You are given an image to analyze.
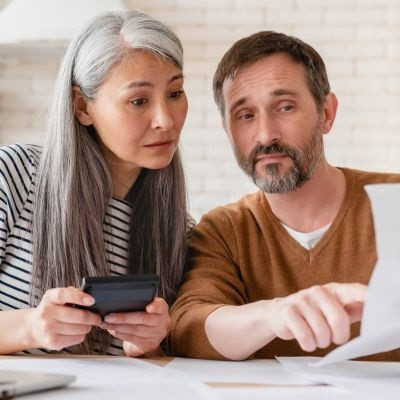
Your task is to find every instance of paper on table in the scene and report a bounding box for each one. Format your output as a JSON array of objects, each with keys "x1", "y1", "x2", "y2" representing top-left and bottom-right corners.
[
  {"x1": 314, "y1": 183, "x2": 400, "y2": 366},
  {"x1": 0, "y1": 357, "x2": 223, "y2": 400},
  {"x1": 164, "y1": 357, "x2": 313, "y2": 385},
  {"x1": 278, "y1": 356, "x2": 400, "y2": 398},
  {"x1": 216, "y1": 385, "x2": 350, "y2": 400}
]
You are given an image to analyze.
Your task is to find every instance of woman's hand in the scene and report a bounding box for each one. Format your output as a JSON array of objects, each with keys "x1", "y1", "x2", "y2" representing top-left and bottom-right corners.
[
  {"x1": 103, "y1": 297, "x2": 170, "y2": 357},
  {"x1": 27, "y1": 287, "x2": 102, "y2": 351}
]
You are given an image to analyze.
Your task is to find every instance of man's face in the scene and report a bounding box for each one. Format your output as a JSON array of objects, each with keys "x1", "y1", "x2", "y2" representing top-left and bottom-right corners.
[{"x1": 222, "y1": 52, "x2": 325, "y2": 193}]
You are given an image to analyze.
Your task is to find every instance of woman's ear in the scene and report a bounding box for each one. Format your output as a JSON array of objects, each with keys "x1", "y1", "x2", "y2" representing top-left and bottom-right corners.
[
  {"x1": 320, "y1": 92, "x2": 338, "y2": 134},
  {"x1": 72, "y1": 85, "x2": 93, "y2": 126}
]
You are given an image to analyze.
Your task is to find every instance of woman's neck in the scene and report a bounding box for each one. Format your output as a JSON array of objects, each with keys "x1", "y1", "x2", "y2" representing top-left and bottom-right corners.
[
  {"x1": 110, "y1": 166, "x2": 142, "y2": 199},
  {"x1": 102, "y1": 146, "x2": 142, "y2": 199}
]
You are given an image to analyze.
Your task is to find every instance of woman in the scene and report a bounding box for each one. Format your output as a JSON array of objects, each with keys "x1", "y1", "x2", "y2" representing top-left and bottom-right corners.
[{"x1": 0, "y1": 10, "x2": 189, "y2": 356}]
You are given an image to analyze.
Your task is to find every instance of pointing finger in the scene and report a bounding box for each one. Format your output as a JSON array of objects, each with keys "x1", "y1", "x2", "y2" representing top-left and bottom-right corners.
[{"x1": 325, "y1": 283, "x2": 367, "y2": 306}]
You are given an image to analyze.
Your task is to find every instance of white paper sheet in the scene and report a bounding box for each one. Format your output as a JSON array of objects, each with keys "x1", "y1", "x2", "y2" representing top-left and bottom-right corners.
[
  {"x1": 0, "y1": 356, "x2": 222, "y2": 400},
  {"x1": 164, "y1": 357, "x2": 313, "y2": 385},
  {"x1": 278, "y1": 356, "x2": 400, "y2": 399},
  {"x1": 314, "y1": 183, "x2": 400, "y2": 366},
  {"x1": 216, "y1": 385, "x2": 351, "y2": 400}
]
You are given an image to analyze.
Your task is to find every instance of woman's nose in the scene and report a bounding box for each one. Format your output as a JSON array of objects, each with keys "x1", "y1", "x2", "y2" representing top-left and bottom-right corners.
[{"x1": 151, "y1": 101, "x2": 174, "y2": 131}]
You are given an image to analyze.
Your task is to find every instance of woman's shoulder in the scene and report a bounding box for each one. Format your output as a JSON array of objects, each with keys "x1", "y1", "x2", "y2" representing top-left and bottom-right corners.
[
  {"x1": 0, "y1": 144, "x2": 42, "y2": 169},
  {"x1": 0, "y1": 143, "x2": 42, "y2": 194},
  {"x1": 0, "y1": 143, "x2": 42, "y2": 166}
]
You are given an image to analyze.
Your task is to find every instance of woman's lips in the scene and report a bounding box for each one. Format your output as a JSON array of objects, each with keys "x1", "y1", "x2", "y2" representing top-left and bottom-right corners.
[{"x1": 144, "y1": 140, "x2": 174, "y2": 151}]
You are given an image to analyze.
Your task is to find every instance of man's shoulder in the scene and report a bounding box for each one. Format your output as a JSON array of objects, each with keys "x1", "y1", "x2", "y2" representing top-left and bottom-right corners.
[
  {"x1": 342, "y1": 167, "x2": 400, "y2": 186},
  {"x1": 192, "y1": 191, "x2": 265, "y2": 247},
  {"x1": 199, "y1": 191, "x2": 263, "y2": 225}
]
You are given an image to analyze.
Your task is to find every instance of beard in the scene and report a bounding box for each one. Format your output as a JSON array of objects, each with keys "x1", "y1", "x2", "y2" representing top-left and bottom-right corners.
[{"x1": 234, "y1": 125, "x2": 324, "y2": 194}]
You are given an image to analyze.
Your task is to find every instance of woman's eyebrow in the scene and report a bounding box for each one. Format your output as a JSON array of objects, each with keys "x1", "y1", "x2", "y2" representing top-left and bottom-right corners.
[
  {"x1": 169, "y1": 73, "x2": 184, "y2": 83},
  {"x1": 121, "y1": 74, "x2": 184, "y2": 91}
]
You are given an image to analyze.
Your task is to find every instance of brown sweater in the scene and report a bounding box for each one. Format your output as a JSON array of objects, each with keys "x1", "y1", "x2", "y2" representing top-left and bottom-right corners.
[{"x1": 169, "y1": 168, "x2": 400, "y2": 361}]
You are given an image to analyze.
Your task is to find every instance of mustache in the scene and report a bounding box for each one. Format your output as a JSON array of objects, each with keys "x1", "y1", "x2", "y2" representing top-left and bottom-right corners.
[{"x1": 248, "y1": 143, "x2": 300, "y2": 164}]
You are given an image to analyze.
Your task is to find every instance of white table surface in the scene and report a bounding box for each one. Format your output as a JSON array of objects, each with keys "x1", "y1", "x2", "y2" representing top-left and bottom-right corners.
[{"x1": 0, "y1": 355, "x2": 393, "y2": 399}]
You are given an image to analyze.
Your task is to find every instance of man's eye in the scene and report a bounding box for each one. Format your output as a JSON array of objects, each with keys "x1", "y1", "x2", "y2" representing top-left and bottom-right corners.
[
  {"x1": 238, "y1": 113, "x2": 253, "y2": 120},
  {"x1": 168, "y1": 90, "x2": 184, "y2": 99},
  {"x1": 280, "y1": 105, "x2": 294, "y2": 112},
  {"x1": 130, "y1": 98, "x2": 147, "y2": 106}
]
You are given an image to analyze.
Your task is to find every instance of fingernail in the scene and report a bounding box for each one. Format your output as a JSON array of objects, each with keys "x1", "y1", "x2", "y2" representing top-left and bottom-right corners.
[
  {"x1": 104, "y1": 315, "x2": 116, "y2": 323},
  {"x1": 83, "y1": 297, "x2": 94, "y2": 305},
  {"x1": 305, "y1": 339, "x2": 316, "y2": 352}
]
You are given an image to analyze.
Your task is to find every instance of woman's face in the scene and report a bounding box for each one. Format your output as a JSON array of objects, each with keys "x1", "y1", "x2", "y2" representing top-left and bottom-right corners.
[{"x1": 75, "y1": 50, "x2": 188, "y2": 172}]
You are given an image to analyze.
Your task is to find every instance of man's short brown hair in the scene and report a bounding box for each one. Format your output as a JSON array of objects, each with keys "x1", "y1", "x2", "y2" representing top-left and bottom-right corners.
[{"x1": 213, "y1": 31, "x2": 331, "y2": 117}]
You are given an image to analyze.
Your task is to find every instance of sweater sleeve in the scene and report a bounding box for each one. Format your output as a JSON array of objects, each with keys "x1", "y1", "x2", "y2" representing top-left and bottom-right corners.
[{"x1": 168, "y1": 207, "x2": 248, "y2": 359}]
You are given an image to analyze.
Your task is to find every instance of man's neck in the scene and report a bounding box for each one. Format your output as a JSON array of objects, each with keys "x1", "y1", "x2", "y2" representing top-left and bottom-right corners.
[{"x1": 264, "y1": 160, "x2": 346, "y2": 233}]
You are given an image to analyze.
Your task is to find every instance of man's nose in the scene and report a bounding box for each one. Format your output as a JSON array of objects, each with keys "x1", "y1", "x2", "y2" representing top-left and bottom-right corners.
[
  {"x1": 256, "y1": 112, "x2": 281, "y2": 145},
  {"x1": 151, "y1": 101, "x2": 174, "y2": 131}
]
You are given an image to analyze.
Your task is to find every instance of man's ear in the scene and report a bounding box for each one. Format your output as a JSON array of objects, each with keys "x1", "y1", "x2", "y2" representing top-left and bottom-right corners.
[
  {"x1": 221, "y1": 109, "x2": 230, "y2": 134},
  {"x1": 221, "y1": 117, "x2": 228, "y2": 133},
  {"x1": 320, "y1": 92, "x2": 338, "y2": 134},
  {"x1": 72, "y1": 85, "x2": 93, "y2": 126}
]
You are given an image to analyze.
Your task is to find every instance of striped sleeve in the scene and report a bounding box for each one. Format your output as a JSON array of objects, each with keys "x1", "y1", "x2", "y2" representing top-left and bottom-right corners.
[
  {"x1": 0, "y1": 144, "x2": 37, "y2": 263},
  {"x1": 0, "y1": 181, "x2": 7, "y2": 263}
]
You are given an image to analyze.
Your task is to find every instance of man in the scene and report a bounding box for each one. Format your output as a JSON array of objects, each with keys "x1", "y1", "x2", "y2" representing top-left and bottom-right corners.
[{"x1": 169, "y1": 31, "x2": 400, "y2": 361}]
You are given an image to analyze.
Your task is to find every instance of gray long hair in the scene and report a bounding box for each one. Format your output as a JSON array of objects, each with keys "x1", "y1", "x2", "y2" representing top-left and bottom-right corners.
[{"x1": 31, "y1": 10, "x2": 188, "y2": 354}]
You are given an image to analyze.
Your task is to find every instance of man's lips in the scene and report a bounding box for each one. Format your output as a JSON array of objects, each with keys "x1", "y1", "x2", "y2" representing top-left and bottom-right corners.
[{"x1": 255, "y1": 153, "x2": 288, "y2": 164}]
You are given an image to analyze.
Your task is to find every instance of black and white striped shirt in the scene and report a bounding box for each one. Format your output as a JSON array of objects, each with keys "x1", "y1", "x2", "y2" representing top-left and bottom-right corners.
[{"x1": 0, "y1": 144, "x2": 132, "y2": 355}]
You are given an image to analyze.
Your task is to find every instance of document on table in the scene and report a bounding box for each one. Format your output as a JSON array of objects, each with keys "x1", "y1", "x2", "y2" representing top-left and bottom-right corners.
[
  {"x1": 311, "y1": 183, "x2": 400, "y2": 367},
  {"x1": 0, "y1": 356, "x2": 222, "y2": 400},
  {"x1": 217, "y1": 385, "x2": 351, "y2": 400},
  {"x1": 278, "y1": 356, "x2": 400, "y2": 398},
  {"x1": 164, "y1": 357, "x2": 313, "y2": 385}
]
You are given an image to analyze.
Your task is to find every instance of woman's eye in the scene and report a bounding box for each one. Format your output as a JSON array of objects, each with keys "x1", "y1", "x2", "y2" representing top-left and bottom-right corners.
[
  {"x1": 168, "y1": 90, "x2": 184, "y2": 99},
  {"x1": 130, "y1": 98, "x2": 147, "y2": 106}
]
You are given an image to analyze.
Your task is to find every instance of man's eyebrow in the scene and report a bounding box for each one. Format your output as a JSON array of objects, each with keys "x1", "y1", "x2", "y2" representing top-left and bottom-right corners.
[
  {"x1": 271, "y1": 89, "x2": 298, "y2": 97},
  {"x1": 229, "y1": 97, "x2": 247, "y2": 114},
  {"x1": 121, "y1": 74, "x2": 184, "y2": 91},
  {"x1": 228, "y1": 89, "x2": 299, "y2": 114}
]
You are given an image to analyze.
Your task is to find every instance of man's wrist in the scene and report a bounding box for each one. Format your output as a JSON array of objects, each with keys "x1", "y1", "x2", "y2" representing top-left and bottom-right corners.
[{"x1": 254, "y1": 299, "x2": 278, "y2": 345}]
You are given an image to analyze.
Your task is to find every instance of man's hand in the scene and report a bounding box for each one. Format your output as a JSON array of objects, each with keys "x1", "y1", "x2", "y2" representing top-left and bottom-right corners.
[
  {"x1": 264, "y1": 282, "x2": 367, "y2": 352},
  {"x1": 27, "y1": 287, "x2": 102, "y2": 351},
  {"x1": 205, "y1": 282, "x2": 367, "y2": 360},
  {"x1": 103, "y1": 297, "x2": 170, "y2": 357}
]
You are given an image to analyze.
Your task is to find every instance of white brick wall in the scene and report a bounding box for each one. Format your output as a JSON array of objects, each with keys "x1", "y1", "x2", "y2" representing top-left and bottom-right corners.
[{"x1": 0, "y1": 0, "x2": 399, "y2": 220}]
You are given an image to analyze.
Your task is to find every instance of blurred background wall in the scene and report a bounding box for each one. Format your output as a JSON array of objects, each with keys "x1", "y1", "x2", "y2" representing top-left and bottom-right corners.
[{"x1": 0, "y1": 0, "x2": 399, "y2": 220}]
